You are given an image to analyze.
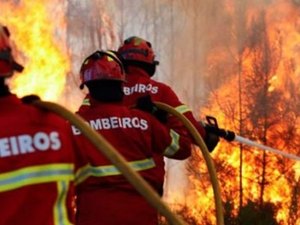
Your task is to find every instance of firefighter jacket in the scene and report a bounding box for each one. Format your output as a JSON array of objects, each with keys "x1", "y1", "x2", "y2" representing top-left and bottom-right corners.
[
  {"x1": 0, "y1": 94, "x2": 76, "y2": 225},
  {"x1": 122, "y1": 67, "x2": 206, "y2": 141},
  {"x1": 79, "y1": 67, "x2": 206, "y2": 145},
  {"x1": 72, "y1": 99, "x2": 191, "y2": 225}
]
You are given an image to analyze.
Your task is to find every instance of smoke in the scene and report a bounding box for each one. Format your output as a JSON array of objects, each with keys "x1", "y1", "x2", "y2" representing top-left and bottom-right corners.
[{"x1": 65, "y1": 0, "x2": 243, "y2": 106}]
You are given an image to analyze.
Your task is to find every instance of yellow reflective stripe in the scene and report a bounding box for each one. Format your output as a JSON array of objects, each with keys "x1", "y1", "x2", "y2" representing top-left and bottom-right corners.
[
  {"x1": 175, "y1": 104, "x2": 191, "y2": 114},
  {"x1": 75, "y1": 158, "x2": 155, "y2": 185},
  {"x1": 54, "y1": 181, "x2": 73, "y2": 225},
  {"x1": 164, "y1": 129, "x2": 180, "y2": 157},
  {"x1": 81, "y1": 98, "x2": 90, "y2": 106},
  {"x1": 0, "y1": 164, "x2": 74, "y2": 192}
]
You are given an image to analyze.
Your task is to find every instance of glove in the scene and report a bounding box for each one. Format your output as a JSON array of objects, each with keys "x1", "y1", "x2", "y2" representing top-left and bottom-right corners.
[
  {"x1": 203, "y1": 115, "x2": 235, "y2": 141},
  {"x1": 203, "y1": 124, "x2": 220, "y2": 152},
  {"x1": 200, "y1": 115, "x2": 236, "y2": 152},
  {"x1": 136, "y1": 95, "x2": 168, "y2": 123},
  {"x1": 21, "y1": 94, "x2": 41, "y2": 104}
]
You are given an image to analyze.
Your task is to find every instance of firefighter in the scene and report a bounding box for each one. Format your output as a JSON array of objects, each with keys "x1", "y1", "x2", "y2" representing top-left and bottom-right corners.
[
  {"x1": 79, "y1": 37, "x2": 219, "y2": 151},
  {"x1": 0, "y1": 24, "x2": 76, "y2": 225},
  {"x1": 116, "y1": 36, "x2": 220, "y2": 151},
  {"x1": 73, "y1": 50, "x2": 192, "y2": 225}
]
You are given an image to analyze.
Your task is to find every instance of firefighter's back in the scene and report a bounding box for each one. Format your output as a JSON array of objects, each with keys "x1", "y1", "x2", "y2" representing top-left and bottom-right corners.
[{"x1": 0, "y1": 95, "x2": 75, "y2": 225}]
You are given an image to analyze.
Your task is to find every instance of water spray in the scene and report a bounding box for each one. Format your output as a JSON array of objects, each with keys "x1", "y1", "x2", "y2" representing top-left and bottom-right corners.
[{"x1": 205, "y1": 116, "x2": 300, "y2": 162}]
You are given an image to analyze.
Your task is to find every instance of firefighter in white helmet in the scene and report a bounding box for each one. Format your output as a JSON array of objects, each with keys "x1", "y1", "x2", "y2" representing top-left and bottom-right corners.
[
  {"x1": 0, "y1": 24, "x2": 77, "y2": 225},
  {"x1": 73, "y1": 50, "x2": 192, "y2": 225}
]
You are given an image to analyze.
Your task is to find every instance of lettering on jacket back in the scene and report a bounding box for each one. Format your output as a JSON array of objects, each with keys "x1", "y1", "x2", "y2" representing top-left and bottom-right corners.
[
  {"x1": 123, "y1": 83, "x2": 158, "y2": 95},
  {"x1": 72, "y1": 116, "x2": 148, "y2": 135},
  {"x1": 0, "y1": 131, "x2": 61, "y2": 158}
]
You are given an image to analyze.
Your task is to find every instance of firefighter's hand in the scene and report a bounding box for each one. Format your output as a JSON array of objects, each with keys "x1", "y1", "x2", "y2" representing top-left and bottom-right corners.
[
  {"x1": 204, "y1": 126, "x2": 220, "y2": 152},
  {"x1": 203, "y1": 116, "x2": 236, "y2": 142},
  {"x1": 21, "y1": 94, "x2": 41, "y2": 104},
  {"x1": 201, "y1": 122, "x2": 220, "y2": 152},
  {"x1": 136, "y1": 95, "x2": 168, "y2": 123}
]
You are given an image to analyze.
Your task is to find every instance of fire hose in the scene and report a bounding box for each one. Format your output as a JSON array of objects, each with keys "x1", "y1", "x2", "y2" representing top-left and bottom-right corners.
[
  {"x1": 32, "y1": 100, "x2": 187, "y2": 225},
  {"x1": 155, "y1": 102, "x2": 225, "y2": 225}
]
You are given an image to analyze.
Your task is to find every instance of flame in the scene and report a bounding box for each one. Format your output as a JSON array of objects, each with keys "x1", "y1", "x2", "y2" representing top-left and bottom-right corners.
[
  {"x1": 1, "y1": 1, "x2": 299, "y2": 224},
  {"x1": 0, "y1": 0, "x2": 70, "y2": 103},
  {"x1": 183, "y1": 1, "x2": 300, "y2": 224}
]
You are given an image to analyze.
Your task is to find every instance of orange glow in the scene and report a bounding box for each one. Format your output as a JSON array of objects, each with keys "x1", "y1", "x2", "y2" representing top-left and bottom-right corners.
[
  {"x1": 0, "y1": 0, "x2": 70, "y2": 103},
  {"x1": 1, "y1": 1, "x2": 299, "y2": 224},
  {"x1": 184, "y1": 1, "x2": 300, "y2": 224}
]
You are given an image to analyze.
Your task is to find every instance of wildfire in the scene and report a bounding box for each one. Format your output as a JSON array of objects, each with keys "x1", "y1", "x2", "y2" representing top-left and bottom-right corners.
[
  {"x1": 1, "y1": 0, "x2": 299, "y2": 224},
  {"x1": 184, "y1": 1, "x2": 300, "y2": 225},
  {"x1": 0, "y1": 0, "x2": 70, "y2": 104}
]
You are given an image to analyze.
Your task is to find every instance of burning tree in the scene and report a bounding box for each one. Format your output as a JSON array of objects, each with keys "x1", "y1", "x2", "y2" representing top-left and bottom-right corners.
[
  {"x1": 1, "y1": 0, "x2": 299, "y2": 224},
  {"x1": 183, "y1": 3, "x2": 300, "y2": 225}
]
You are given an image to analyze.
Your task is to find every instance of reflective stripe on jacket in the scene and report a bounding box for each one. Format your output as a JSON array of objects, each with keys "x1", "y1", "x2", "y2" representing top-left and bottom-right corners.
[
  {"x1": 0, "y1": 164, "x2": 74, "y2": 225},
  {"x1": 164, "y1": 129, "x2": 180, "y2": 157},
  {"x1": 75, "y1": 158, "x2": 155, "y2": 185},
  {"x1": 0, "y1": 163, "x2": 74, "y2": 192}
]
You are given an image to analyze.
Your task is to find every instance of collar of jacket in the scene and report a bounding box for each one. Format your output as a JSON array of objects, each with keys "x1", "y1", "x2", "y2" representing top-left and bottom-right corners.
[{"x1": 0, "y1": 94, "x2": 21, "y2": 111}]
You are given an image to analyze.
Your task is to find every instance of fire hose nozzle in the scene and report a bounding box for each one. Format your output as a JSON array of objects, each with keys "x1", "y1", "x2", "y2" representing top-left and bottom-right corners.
[
  {"x1": 217, "y1": 129, "x2": 235, "y2": 142},
  {"x1": 204, "y1": 116, "x2": 236, "y2": 142}
]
